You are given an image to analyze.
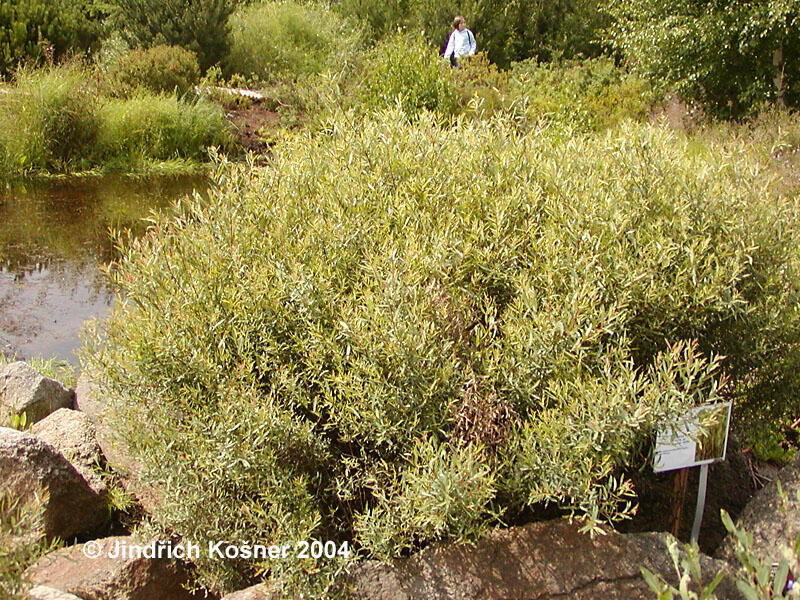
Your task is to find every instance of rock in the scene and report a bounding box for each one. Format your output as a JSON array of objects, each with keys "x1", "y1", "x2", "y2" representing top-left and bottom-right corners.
[
  {"x1": 25, "y1": 536, "x2": 207, "y2": 600},
  {"x1": 715, "y1": 451, "x2": 800, "y2": 564},
  {"x1": 0, "y1": 427, "x2": 107, "y2": 541},
  {"x1": 28, "y1": 586, "x2": 85, "y2": 600},
  {"x1": 0, "y1": 361, "x2": 73, "y2": 425},
  {"x1": 31, "y1": 408, "x2": 108, "y2": 498},
  {"x1": 74, "y1": 372, "x2": 159, "y2": 513},
  {"x1": 221, "y1": 583, "x2": 273, "y2": 600},
  {"x1": 73, "y1": 373, "x2": 105, "y2": 426},
  {"x1": 347, "y1": 519, "x2": 742, "y2": 600}
]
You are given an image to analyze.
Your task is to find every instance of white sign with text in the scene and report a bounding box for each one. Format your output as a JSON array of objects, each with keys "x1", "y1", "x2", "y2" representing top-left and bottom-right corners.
[{"x1": 653, "y1": 402, "x2": 732, "y2": 473}]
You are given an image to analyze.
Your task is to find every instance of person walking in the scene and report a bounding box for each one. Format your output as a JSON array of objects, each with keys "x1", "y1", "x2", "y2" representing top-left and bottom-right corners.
[{"x1": 443, "y1": 15, "x2": 476, "y2": 67}]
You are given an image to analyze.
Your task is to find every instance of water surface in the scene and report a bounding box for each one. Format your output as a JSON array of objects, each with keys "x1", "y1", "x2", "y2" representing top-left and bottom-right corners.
[{"x1": 0, "y1": 176, "x2": 205, "y2": 363}]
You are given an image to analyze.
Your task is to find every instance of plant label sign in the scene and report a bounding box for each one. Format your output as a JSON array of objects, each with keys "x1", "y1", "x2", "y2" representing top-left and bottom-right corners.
[{"x1": 653, "y1": 402, "x2": 732, "y2": 473}]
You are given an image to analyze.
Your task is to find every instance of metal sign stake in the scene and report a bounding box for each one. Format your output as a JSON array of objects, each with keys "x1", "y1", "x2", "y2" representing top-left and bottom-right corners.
[{"x1": 690, "y1": 463, "x2": 709, "y2": 543}]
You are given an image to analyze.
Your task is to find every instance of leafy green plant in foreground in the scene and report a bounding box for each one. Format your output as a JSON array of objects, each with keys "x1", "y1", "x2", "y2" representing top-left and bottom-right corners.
[
  {"x1": 82, "y1": 111, "x2": 800, "y2": 595},
  {"x1": 644, "y1": 502, "x2": 800, "y2": 600},
  {"x1": 0, "y1": 492, "x2": 61, "y2": 600}
]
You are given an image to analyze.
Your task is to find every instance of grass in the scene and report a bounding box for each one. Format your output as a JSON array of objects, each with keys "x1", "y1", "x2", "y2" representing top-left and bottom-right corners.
[
  {"x1": 0, "y1": 63, "x2": 234, "y2": 181},
  {"x1": 0, "y1": 492, "x2": 61, "y2": 600}
]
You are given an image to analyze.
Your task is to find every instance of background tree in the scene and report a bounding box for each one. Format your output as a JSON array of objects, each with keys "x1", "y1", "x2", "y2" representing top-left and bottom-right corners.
[
  {"x1": 604, "y1": 0, "x2": 800, "y2": 117},
  {"x1": 109, "y1": 0, "x2": 240, "y2": 71},
  {"x1": 470, "y1": 0, "x2": 608, "y2": 67},
  {"x1": 0, "y1": 0, "x2": 106, "y2": 74},
  {"x1": 333, "y1": 0, "x2": 608, "y2": 68}
]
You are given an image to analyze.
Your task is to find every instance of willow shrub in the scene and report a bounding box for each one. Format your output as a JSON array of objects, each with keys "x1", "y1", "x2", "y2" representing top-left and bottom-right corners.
[
  {"x1": 82, "y1": 111, "x2": 800, "y2": 595},
  {"x1": 358, "y1": 33, "x2": 459, "y2": 119},
  {"x1": 509, "y1": 57, "x2": 655, "y2": 132},
  {"x1": 225, "y1": 1, "x2": 362, "y2": 84},
  {"x1": 103, "y1": 45, "x2": 201, "y2": 96}
]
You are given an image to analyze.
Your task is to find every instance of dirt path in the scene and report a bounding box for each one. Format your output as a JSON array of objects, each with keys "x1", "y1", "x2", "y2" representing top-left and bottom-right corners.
[{"x1": 227, "y1": 103, "x2": 280, "y2": 153}]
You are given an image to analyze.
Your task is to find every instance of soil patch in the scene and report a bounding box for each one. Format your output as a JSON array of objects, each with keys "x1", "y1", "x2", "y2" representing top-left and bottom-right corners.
[{"x1": 227, "y1": 103, "x2": 279, "y2": 153}]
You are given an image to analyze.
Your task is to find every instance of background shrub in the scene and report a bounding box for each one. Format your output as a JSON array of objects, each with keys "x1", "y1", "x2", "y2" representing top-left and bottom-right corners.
[
  {"x1": 0, "y1": 0, "x2": 106, "y2": 74},
  {"x1": 358, "y1": 32, "x2": 459, "y2": 119},
  {"x1": 109, "y1": 0, "x2": 240, "y2": 71},
  {"x1": 508, "y1": 57, "x2": 654, "y2": 132},
  {"x1": 333, "y1": 0, "x2": 410, "y2": 41},
  {"x1": 451, "y1": 51, "x2": 509, "y2": 118},
  {"x1": 83, "y1": 110, "x2": 800, "y2": 595},
  {"x1": 333, "y1": 0, "x2": 609, "y2": 68},
  {"x1": 225, "y1": 1, "x2": 362, "y2": 83},
  {"x1": 103, "y1": 45, "x2": 200, "y2": 96},
  {"x1": 468, "y1": 0, "x2": 609, "y2": 67}
]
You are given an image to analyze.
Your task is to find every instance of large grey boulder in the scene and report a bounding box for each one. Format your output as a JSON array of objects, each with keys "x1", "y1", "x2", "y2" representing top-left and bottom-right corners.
[
  {"x1": 74, "y1": 372, "x2": 159, "y2": 513},
  {"x1": 24, "y1": 536, "x2": 207, "y2": 600},
  {"x1": 347, "y1": 519, "x2": 742, "y2": 600},
  {"x1": 0, "y1": 426, "x2": 107, "y2": 541},
  {"x1": 0, "y1": 361, "x2": 73, "y2": 425},
  {"x1": 716, "y1": 451, "x2": 800, "y2": 564},
  {"x1": 31, "y1": 408, "x2": 109, "y2": 498}
]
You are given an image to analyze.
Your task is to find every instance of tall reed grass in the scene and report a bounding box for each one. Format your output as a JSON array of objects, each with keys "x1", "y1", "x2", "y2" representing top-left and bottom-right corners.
[
  {"x1": 97, "y1": 94, "x2": 231, "y2": 167},
  {"x1": 0, "y1": 63, "x2": 233, "y2": 179}
]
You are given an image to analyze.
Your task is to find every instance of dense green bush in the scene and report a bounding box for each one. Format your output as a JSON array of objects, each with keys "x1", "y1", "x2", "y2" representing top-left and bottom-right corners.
[
  {"x1": 333, "y1": 0, "x2": 410, "y2": 41},
  {"x1": 225, "y1": 1, "x2": 362, "y2": 83},
  {"x1": 470, "y1": 0, "x2": 609, "y2": 67},
  {"x1": 104, "y1": 45, "x2": 201, "y2": 96},
  {"x1": 508, "y1": 57, "x2": 654, "y2": 132},
  {"x1": 604, "y1": 0, "x2": 800, "y2": 117},
  {"x1": 83, "y1": 110, "x2": 800, "y2": 595},
  {"x1": 358, "y1": 33, "x2": 459, "y2": 119},
  {"x1": 451, "y1": 51, "x2": 509, "y2": 118},
  {"x1": 109, "y1": 0, "x2": 240, "y2": 71},
  {"x1": 0, "y1": 0, "x2": 106, "y2": 74}
]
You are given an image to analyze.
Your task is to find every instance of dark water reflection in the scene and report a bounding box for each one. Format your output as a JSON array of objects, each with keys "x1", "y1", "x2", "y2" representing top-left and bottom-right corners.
[{"x1": 0, "y1": 176, "x2": 207, "y2": 363}]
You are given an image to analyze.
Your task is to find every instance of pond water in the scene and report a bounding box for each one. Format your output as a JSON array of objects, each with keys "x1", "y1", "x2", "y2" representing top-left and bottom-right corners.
[{"x1": 0, "y1": 176, "x2": 206, "y2": 364}]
